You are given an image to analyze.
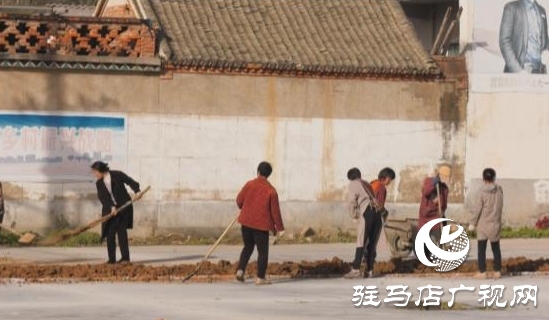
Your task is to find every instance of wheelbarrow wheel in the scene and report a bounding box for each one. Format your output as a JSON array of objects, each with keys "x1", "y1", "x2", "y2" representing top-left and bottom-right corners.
[{"x1": 389, "y1": 235, "x2": 411, "y2": 259}]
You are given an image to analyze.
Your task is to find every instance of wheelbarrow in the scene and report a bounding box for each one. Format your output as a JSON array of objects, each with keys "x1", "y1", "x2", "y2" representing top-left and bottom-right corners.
[{"x1": 383, "y1": 217, "x2": 419, "y2": 259}]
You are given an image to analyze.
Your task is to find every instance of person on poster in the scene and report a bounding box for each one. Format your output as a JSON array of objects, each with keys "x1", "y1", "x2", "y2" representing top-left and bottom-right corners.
[{"x1": 500, "y1": 0, "x2": 549, "y2": 74}]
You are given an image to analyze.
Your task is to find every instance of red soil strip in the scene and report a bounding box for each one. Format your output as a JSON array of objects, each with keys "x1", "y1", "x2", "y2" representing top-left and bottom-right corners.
[{"x1": 0, "y1": 256, "x2": 548, "y2": 283}]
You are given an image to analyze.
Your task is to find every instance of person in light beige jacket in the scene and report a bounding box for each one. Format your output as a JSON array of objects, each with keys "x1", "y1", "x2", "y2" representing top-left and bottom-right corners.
[
  {"x1": 345, "y1": 168, "x2": 371, "y2": 278},
  {"x1": 469, "y1": 168, "x2": 504, "y2": 279},
  {"x1": 345, "y1": 167, "x2": 389, "y2": 279}
]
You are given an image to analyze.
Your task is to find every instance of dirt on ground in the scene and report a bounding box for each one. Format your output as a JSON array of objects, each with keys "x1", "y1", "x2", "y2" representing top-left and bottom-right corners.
[{"x1": 1, "y1": 256, "x2": 548, "y2": 283}]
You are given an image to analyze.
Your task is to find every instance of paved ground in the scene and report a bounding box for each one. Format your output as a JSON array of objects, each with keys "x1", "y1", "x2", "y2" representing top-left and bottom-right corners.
[
  {"x1": 1, "y1": 238, "x2": 548, "y2": 319},
  {"x1": 0, "y1": 275, "x2": 546, "y2": 319},
  {"x1": 2, "y1": 238, "x2": 548, "y2": 266}
]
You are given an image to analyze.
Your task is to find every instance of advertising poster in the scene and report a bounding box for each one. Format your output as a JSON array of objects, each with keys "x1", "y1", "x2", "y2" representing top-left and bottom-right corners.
[
  {"x1": 0, "y1": 113, "x2": 127, "y2": 181},
  {"x1": 471, "y1": 0, "x2": 549, "y2": 92}
]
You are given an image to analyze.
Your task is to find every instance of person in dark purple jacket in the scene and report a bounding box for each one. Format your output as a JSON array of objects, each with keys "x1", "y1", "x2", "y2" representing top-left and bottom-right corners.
[{"x1": 418, "y1": 165, "x2": 450, "y2": 259}]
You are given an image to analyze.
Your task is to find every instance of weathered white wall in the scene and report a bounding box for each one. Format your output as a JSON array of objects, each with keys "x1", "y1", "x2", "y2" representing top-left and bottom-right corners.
[
  {"x1": 130, "y1": 115, "x2": 453, "y2": 202},
  {"x1": 461, "y1": 0, "x2": 549, "y2": 225},
  {"x1": 0, "y1": 70, "x2": 466, "y2": 236},
  {"x1": 130, "y1": 115, "x2": 462, "y2": 236}
]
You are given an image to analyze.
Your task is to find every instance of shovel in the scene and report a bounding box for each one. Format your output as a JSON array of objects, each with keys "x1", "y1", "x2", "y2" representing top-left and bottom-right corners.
[
  {"x1": 0, "y1": 223, "x2": 38, "y2": 244},
  {"x1": 36, "y1": 186, "x2": 150, "y2": 246},
  {"x1": 436, "y1": 182, "x2": 450, "y2": 250},
  {"x1": 436, "y1": 182, "x2": 443, "y2": 219},
  {"x1": 182, "y1": 215, "x2": 239, "y2": 282}
]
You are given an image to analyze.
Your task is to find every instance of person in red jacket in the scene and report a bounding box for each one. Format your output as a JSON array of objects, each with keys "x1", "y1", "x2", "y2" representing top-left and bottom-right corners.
[
  {"x1": 418, "y1": 165, "x2": 451, "y2": 260},
  {"x1": 235, "y1": 161, "x2": 284, "y2": 285}
]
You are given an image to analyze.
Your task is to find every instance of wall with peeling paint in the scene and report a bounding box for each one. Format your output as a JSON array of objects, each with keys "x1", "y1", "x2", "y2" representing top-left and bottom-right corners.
[
  {"x1": 0, "y1": 69, "x2": 466, "y2": 236},
  {"x1": 460, "y1": 0, "x2": 549, "y2": 227}
]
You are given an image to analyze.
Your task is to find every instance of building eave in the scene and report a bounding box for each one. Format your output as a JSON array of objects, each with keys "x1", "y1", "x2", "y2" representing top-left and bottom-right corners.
[
  {"x1": 164, "y1": 63, "x2": 442, "y2": 82},
  {"x1": 0, "y1": 53, "x2": 162, "y2": 73}
]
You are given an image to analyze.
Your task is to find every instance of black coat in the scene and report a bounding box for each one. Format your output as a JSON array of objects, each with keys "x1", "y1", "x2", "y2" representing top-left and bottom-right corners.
[{"x1": 96, "y1": 170, "x2": 140, "y2": 239}]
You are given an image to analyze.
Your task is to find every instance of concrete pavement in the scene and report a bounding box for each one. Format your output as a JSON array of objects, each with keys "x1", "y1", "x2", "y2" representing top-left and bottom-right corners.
[
  {"x1": 1, "y1": 239, "x2": 548, "y2": 319},
  {"x1": 0, "y1": 275, "x2": 546, "y2": 320}
]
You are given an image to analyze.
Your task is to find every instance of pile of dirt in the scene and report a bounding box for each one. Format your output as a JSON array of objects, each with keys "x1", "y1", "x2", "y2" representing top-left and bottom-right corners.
[
  {"x1": 374, "y1": 256, "x2": 549, "y2": 275},
  {"x1": 0, "y1": 256, "x2": 548, "y2": 283}
]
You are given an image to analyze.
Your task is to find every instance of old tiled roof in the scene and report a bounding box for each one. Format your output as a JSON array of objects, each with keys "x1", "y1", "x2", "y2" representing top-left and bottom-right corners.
[
  {"x1": 141, "y1": 0, "x2": 440, "y2": 78},
  {"x1": 0, "y1": 1, "x2": 96, "y2": 16}
]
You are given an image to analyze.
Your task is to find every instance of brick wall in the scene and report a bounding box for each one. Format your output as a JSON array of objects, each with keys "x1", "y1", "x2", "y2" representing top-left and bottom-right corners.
[{"x1": 0, "y1": 13, "x2": 155, "y2": 57}]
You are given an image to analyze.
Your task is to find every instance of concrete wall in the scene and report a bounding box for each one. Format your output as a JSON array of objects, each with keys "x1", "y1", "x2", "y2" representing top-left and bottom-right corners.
[
  {"x1": 0, "y1": 69, "x2": 466, "y2": 236},
  {"x1": 460, "y1": 0, "x2": 549, "y2": 227}
]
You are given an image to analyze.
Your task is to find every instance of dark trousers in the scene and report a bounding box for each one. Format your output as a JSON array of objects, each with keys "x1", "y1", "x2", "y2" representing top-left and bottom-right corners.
[
  {"x1": 238, "y1": 225, "x2": 269, "y2": 279},
  {"x1": 352, "y1": 207, "x2": 383, "y2": 270},
  {"x1": 106, "y1": 214, "x2": 130, "y2": 263},
  {"x1": 478, "y1": 239, "x2": 501, "y2": 273},
  {"x1": 424, "y1": 227, "x2": 442, "y2": 262}
]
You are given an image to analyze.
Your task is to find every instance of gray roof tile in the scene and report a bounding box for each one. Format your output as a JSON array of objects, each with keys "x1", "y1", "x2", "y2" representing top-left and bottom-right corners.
[{"x1": 146, "y1": 0, "x2": 440, "y2": 78}]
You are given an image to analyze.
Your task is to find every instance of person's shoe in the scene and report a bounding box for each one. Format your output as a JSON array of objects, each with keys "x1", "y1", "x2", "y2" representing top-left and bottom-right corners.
[
  {"x1": 117, "y1": 259, "x2": 130, "y2": 264},
  {"x1": 493, "y1": 271, "x2": 502, "y2": 279},
  {"x1": 344, "y1": 269, "x2": 360, "y2": 279},
  {"x1": 106, "y1": 260, "x2": 116, "y2": 265},
  {"x1": 254, "y1": 278, "x2": 272, "y2": 285},
  {"x1": 474, "y1": 272, "x2": 487, "y2": 279},
  {"x1": 235, "y1": 270, "x2": 245, "y2": 282},
  {"x1": 364, "y1": 270, "x2": 374, "y2": 278}
]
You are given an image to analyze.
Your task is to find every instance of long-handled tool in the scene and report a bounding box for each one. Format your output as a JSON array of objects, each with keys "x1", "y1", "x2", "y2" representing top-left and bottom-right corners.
[
  {"x1": 430, "y1": 6, "x2": 453, "y2": 55},
  {"x1": 435, "y1": 182, "x2": 448, "y2": 250},
  {"x1": 436, "y1": 182, "x2": 443, "y2": 219},
  {"x1": 0, "y1": 223, "x2": 38, "y2": 244},
  {"x1": 270, "y1": 233, "x2": 280, "y2": 246},
  {"x1": 438, "y1": 6, "x2": 463, "y2": 55},
  {"x1": 36, "y1": 186, "x2": 150, "y2": 246},
  {"x1": 182, "y1": 215, "x2": 239, "y2": 282}
]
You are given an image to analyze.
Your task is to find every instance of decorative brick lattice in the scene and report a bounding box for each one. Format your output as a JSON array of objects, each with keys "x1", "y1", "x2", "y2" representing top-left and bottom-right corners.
[{"x1": 0, "y1": 14, "x2": 155, "y2": 58}]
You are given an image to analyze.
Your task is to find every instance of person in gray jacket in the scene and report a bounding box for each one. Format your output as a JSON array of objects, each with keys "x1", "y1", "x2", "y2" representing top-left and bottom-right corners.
[
  {"x1": 468, "y1": 168, "x2": 504, "y2": 279},
  {"x1": 500, "y1": 0, "x2": 549, "y2": 73},
  {"x1": 344, "y1": 168, "x2": 373, "y2": 279}
]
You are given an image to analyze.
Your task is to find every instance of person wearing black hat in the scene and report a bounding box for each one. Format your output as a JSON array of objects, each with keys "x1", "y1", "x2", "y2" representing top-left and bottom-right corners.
[{"x1": 91, "y1": 161, "x2": 141, "y2": 264}]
